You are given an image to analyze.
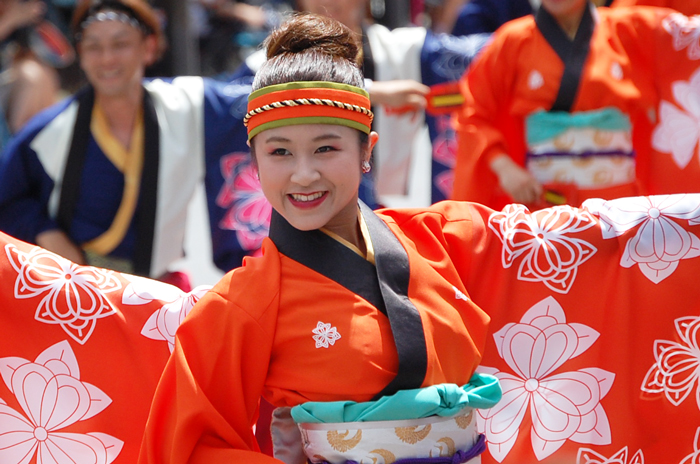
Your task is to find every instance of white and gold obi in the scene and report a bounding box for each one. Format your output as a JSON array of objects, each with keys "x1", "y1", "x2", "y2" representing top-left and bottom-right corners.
[
  {"x1": 270, "y1": 376, "x2": 501, "y2": 464},
  {"x1": 525, "y1": 107, "x2": 635, "y2": 190}
]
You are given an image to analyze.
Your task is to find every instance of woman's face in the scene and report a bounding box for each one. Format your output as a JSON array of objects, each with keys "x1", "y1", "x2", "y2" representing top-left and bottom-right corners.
[{"x1": 252, "y1": 124, "x2": 377, "y2": 240}]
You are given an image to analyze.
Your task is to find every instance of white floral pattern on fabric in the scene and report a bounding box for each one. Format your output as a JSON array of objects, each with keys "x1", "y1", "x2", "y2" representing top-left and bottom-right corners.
[
  {"x1": 663, "y1": 13, "x2": 700, "y2": 60},
  {"x1": 5, "y1": 244, "x2": 122, "y2": 345},
  {"x1": 453, "y1": 286, "x2": 469, "y2": 301},
  {"x1": 489, "y1": 204, "x2": 598, "y2": 293},
  {"x1": 476, "y1": 297, "x2": 615, "y2": 462},
  {"x1": 140, "y1": 285, "x2": 212, "y2": 352},
  {"x1": 584, "y1": 195, "x2": 700, "y2": 283},
  {"x1": 681, "y1": 428, "x2": 700, "y2": 464},
  {"x1": 651, "y1": 67, "x2": 700, "y2": 170},
  {"x1": 641, "y1": 316, "x2": 700, "y2": 409},
  {"x1": 0, "y1": 340, "x2": 123, "y2": 463},
  {"x1": 577, "y1": 446, "x2": 644, "y2": 464},
  {"x1": 312, "y1": 321, "x2": 341, "y2": 349}
]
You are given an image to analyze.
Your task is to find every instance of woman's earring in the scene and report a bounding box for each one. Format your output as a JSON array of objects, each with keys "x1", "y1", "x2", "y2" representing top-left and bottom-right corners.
[{"x1": 362, "y1": 160, "x2": 371, "y2": 173}]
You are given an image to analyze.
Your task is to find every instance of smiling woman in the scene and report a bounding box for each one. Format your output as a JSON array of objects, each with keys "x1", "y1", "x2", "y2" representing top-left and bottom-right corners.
[{"x1": 138, "y1": 12, "x2": 700, "y2": 464}]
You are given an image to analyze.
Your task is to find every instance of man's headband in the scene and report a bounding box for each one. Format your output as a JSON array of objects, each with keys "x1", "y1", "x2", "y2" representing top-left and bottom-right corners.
[
  {"x1": 77, "y1": 6, "x2": 151, "y2": 40},
  {"x1": 244, "y1": 81, "x2": 373, "y2": 140}
]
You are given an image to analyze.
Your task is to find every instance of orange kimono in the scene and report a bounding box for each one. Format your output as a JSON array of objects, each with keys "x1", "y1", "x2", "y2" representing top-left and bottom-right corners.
[
  {"x1": 0, "y1": 232, "x2": 212, "y2": 463},
  {"x1": 141, "y1": 195, "x2": 700, "y2": 464},
  {"x1": 453, "y1": 6, "x2": 700, "y2": 210}
]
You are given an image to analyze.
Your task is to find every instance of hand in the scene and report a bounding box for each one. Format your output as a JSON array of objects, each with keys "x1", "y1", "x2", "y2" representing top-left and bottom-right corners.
[
  {"x1": 1, "y1": 0, "x2": 45, "y2": 30},
  {"x1": 490, "y1": 154, "x2": 543, "y2": 205},
  {"x1": 36, "y1": 229, "x2": 86, "y2": 265},
  {"x1": 369, "y1": 80, "x2": 430, "y2": 113}
]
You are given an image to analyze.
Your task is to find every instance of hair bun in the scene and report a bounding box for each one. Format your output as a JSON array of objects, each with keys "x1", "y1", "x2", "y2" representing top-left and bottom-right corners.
[{"x1": 265, "y1": 13, "x2": 361, "y2": 67}]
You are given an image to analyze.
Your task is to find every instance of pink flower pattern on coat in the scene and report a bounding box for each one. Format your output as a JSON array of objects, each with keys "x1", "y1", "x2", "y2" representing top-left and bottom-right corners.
[
  {"x1": 641, "y1": 316, "x2": 700, "y2": 410},
  {"x1": 584, "y1": 195, "x2": 700, "y2": 283},
  {"x1": 216, "y1": 152, "x2": 271, "y2": 251},
  {"x1": 489, "y1": 204, "x2": 598, "y2": 293},
  {"x1": 0, "y1": 340, "x2": 123, "y2": 463},
  {"x1": 477, "y1": 296, "x2": 615, "y2": 462},
  {"x1": 4, "y1": 244, "x2": 122, "y2": 345},
  {"x1": 577, "y1": 446, "x2": 644, "y2": 464}
]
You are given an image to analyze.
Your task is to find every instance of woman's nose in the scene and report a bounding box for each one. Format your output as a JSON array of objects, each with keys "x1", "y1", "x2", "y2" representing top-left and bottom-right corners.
[{"x1": 290, "y1": 158, "x2": 321, "y2": 186}]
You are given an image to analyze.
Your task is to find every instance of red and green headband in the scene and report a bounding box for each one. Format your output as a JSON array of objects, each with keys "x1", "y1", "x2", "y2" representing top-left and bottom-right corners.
[{"x1": 244, "y1": 81, "x2": 373, "y2": 140}]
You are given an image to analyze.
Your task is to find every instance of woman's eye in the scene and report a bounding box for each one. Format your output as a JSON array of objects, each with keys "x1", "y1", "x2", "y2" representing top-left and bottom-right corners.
[
  {"x1": 270, "y1": 148, "x2": 290, "y2": 156},
  {"x1": 316, "y1": 146, "x2": 336, "y2": 153}
]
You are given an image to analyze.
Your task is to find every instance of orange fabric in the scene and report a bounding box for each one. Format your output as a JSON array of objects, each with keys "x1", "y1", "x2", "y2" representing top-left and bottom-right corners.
[
  {"x1": 452, "y1": 7, "x2": 698, "y2": 209},
  {"x1": 0, "y1": 232, "x2": 176, "y2": 463},
  {"x1": 138, "y1": 196, "x2": 700, "y2": 464},
  {"x1": 246, "y1": 105, "x2": 371, "y2": 134},
  {"x1": 139, "y1": 201, "x2": 493, "y2": 463},
  {"x1": 611, "y1": 0, "x2": 700, "y2": 15}
]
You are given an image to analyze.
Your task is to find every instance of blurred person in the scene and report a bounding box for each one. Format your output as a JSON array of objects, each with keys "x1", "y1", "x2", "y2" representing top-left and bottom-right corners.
[
  {"x1": 0, "y1": 0, "x2": 61, "y2": 144},
  {"x1": 451, "y1": 0, "x2": 533, "y2": 36},
  {"x1": 232, "y1": 0, "x2": 490, "y2": 207},
  {"x1": 452, "y1": 0, "x2": 700, "y2": 209},
  {"x1": 0, "y1": 0, "x2": 265, "y2": 289}
]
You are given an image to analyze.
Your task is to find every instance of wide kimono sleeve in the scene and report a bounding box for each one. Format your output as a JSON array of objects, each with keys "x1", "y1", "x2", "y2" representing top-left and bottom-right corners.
[
  {"x1": 451, "y1": 23, "x2": 529, "y2": 207},
  {"x1": 0, "y1": 102, "x2": 71, "y2": 242},
  {"x1": 631, "y1": 8, "x2": 700, "y2": 196},
  {"x1": 139, "y1": 239, "x2": 283, "y2": 464},
  {"x1": 433, "y1": 194, "x2": 700, "y2": 463}
]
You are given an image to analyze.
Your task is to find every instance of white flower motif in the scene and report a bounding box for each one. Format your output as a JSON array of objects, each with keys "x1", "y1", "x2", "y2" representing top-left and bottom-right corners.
[
  {"x1": 312, "y1": 321, "x2": 341, "y2": 348},
  {"x1": 5, "y1": 244, "x2": 122, "y2": 345},
  {"x1": 0, "y1": 341, "x2": 123, "y2": 463},
  {"x1": 476, "y1": 296, "x2": 615, "y2": 462},
  {"x1": 651, "y1": 67, "x2": 700, "y2": 170},
  {"x1": 681, "y1": 427, "x2": 700, "y2": 464},
  {"x1": 140, "y1": 285, "x2": 212, "y2": 352},
  {"x1": 453, "y1": 286, "x2": 469, "y2": 301},
  {"x1": 641, "y1": 316, "x2": 700, "y2": 409},
  {"x1": 489, "y1": 204, "x2": 598, "y2": 293},
  {"x1": 584, "y1": 195, "x2": 700, "y2": 283},
  {"x1": 528, "y1": 70, "x2": 544, "y2": 90},
  {"x1": 610, "y1": 62, "x2": 623, "y2": 81},
  {"x1": 577, "y1": 446, "x2": 644, "y2": 464},
  {"x1": 663, "y1": 13, "x2": 700, "y2": 60}
]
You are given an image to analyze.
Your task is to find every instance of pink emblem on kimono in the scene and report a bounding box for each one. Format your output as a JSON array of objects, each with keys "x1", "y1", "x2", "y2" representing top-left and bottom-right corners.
[
  {"x1": 489, "y1": 204, "x2": 598, "y2": 293},
  {"x1": 642, "y1": 316, "x2": 700, "y2": 409},
  {"x1": 577, "y1": 446, "x2": 644, "y2": 464},
  {"x1": 4, "y1": 244, "x2": 122, "y2": 345},
  {"x1": 216, "y1": 152, "x2": 272, "y2": 250},
  {"x1": 652, "y1": 67, "x2": 700, "y2": 170},
  {"x1": 584, "y1": 195, "x2": 700, "y2": 283},
  {"x1": 0, "y1": 340, "x2": 123, "y2": 463},
  {"x1": 477, "y1": 296, "x2": 615, "y2": 462},
  {"x1": 662, "y1": 13, "x2": 700, "y2": 60}
]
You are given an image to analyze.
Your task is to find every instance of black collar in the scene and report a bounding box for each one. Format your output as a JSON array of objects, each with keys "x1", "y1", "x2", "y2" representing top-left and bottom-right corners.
[{"x1": 269, "y1": 202, "x2": 428, "y2": 399}]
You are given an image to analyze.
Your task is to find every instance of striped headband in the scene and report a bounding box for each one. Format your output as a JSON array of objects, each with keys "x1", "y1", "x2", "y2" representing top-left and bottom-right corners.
[{"x1": 244, "y1": 81, "x2": 373, "y2": 140}]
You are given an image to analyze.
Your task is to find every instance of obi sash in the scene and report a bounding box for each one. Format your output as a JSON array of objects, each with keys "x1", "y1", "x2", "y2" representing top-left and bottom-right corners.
[
  {"x1": 524, "y1": 108, "x2": 636, "y2": 203},
  {"x1": 271, "y1": 375, "x2": 501, "y2": 464}
]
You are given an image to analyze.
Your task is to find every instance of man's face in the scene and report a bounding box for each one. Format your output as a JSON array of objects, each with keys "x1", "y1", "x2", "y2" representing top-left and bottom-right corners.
[{"x1": 78, "y1": 18, "x2": 156, "y2": 98}]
